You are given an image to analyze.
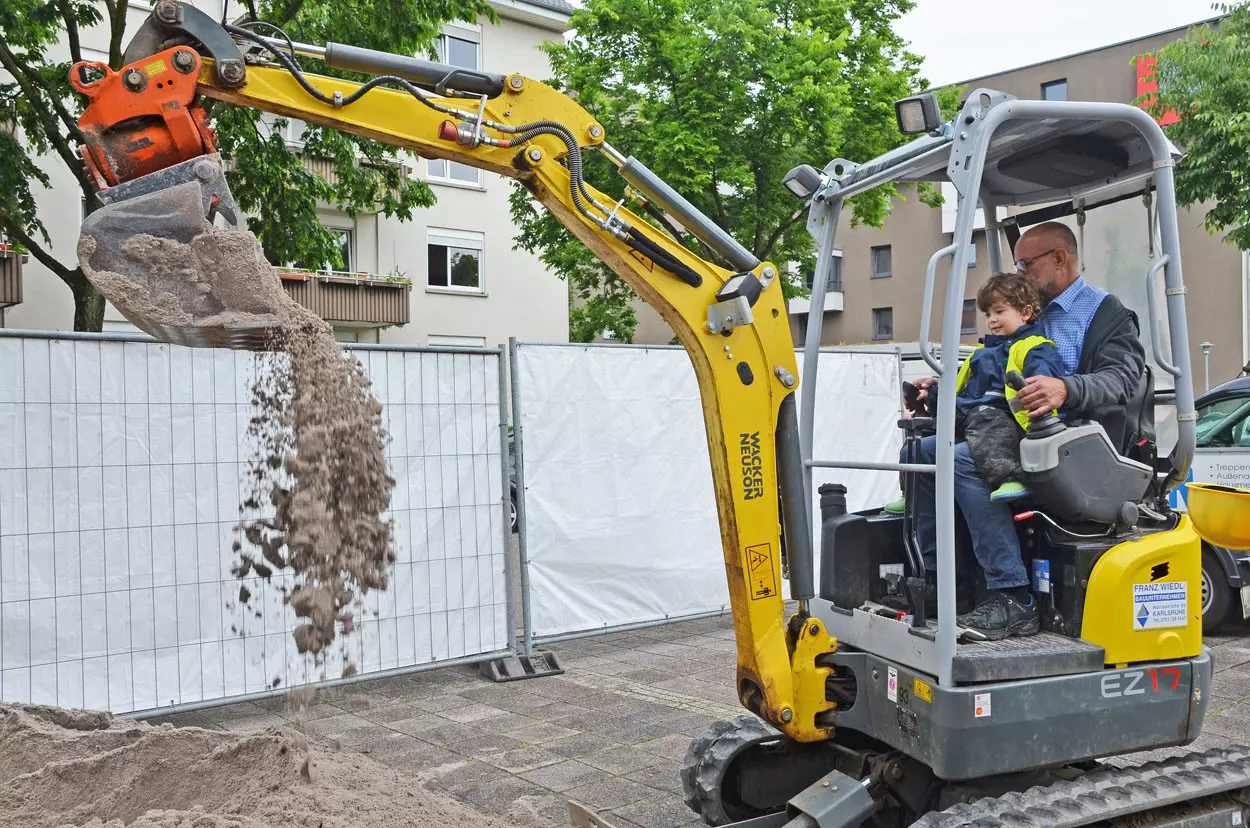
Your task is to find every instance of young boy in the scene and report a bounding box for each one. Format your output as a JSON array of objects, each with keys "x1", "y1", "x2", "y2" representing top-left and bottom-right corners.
[
  {"x1": 890, "y1": 272, "x2": 1067, "y2": 507},
  {"x1": 953, "y1": 272, "x2": 1068, "y2": 499}
]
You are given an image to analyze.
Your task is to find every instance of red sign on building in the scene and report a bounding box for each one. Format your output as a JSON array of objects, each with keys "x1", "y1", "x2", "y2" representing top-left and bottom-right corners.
[{"x1": 1136, "y1": 54, "x2": 1181, "y2": 126}]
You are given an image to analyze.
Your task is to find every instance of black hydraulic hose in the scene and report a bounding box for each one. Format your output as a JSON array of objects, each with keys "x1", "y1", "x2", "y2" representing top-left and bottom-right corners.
[
  {"x1": 235, "y1": 21, "x2": 296, "y2": 59},
  {"x1": 513, "y1": 123, "x2": 611, "y2": 222},
  {"x1": 625, "y1": 228, "x2": 702, "y2": 287}
]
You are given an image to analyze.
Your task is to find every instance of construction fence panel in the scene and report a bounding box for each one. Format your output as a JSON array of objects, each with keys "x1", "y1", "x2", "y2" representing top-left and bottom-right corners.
[
  {"x1": 514, "y1": 342, "x2": 902, "y2": 641},
  {"x1": 0, "y1": 333, "x2": 508, "y2": 715}
]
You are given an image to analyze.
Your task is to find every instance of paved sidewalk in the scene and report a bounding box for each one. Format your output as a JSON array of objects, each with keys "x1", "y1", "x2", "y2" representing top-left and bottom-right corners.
[{"x1": 155, "y1": 615, "x2": 1250, "y2": 828}]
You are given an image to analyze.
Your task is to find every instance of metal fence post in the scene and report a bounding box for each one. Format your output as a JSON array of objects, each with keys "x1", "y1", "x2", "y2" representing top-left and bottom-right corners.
[
  {"x1": 1202, "y1": 341, "x2": 1212, "y2": 391},
  {"x1": 496, "y1": 346, "x2": 518, "y2": 655},
  {"x1": 474, "y1": 341, "x2": 563, "y2": 682},
  {"x1": 508, "y1": 337, "x2": 535, "y2": 658},
  {"x1": 895, "y1": 346, "x2": 905, "y2": 421}
]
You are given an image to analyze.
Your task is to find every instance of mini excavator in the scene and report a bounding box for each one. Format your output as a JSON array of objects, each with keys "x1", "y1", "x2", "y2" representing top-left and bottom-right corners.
[{"x1": 69, "y1": 3, "x2": 1250, "y2": 825}]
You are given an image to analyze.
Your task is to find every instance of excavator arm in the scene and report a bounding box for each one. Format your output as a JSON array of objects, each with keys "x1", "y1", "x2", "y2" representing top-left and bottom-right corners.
[{"x1": 71, "y1": 1, "x2": 835, "y2": 743}]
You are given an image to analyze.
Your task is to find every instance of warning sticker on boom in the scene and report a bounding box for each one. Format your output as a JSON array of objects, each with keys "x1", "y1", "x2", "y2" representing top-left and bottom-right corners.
[
  {"x1": 746, "y1": 544, "x2": 777, "y2": 600},
  {"x1": 1133, "y1": 581, "x2": 1188, "y2": 630},
  {"x1": 628, "y1": 249, "x2": 655, "y2": 271}
]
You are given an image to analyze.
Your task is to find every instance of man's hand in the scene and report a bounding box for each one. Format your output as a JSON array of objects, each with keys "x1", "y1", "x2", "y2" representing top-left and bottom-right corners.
[{"x1": 1016, "y1": 375, "x2": 1068, "y2": 418}]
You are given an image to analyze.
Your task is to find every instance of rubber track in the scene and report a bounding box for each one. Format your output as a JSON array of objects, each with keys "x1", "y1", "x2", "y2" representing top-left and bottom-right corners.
[
  {"x1": 681, "y1": 715, "x2": 783, "y2": 826},
  {"x1": 913, "y1": 746, "x2": 1250, "y2": 828}
]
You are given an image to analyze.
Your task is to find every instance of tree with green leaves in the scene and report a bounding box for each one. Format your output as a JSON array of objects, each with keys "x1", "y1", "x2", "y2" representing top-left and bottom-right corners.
[
  {"x1": 1142, "y1": 2, "x2": 1250, "y2": 251},
  {"x1": 510, "y1": 0, "x2": 934, "y2": 343},
  {"x1": 0, "y1": 0, "x2": 489, "y2": 330}
]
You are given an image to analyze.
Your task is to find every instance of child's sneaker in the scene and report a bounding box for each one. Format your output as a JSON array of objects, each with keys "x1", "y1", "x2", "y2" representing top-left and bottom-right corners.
[
  {"x1": 990, "y1": 481, "x2": 1030, "y2": 502},
  {"x1": 883, "y1": 497, "x2": 906, "y2": 514}
]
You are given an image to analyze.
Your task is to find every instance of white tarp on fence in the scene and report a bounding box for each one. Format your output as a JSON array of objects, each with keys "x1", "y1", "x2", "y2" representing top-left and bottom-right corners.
[
  {"x1": 0, "y1": 335, "x2": 508, "y2": 714},
  {"x1": 517, "y1": 343, "x2": 902, "y2": 639}
]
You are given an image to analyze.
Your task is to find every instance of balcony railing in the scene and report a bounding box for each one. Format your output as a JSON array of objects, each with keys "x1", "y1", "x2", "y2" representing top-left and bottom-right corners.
[
  {"x1": 298, "y1": 155, "x2": 414, "y2": 186},
  {"x1": 277, "y1": 268, "x2": 411, "y2": 327},
  {"x1": 0, "y1": 245, "x2": 25, "y2": 309}
]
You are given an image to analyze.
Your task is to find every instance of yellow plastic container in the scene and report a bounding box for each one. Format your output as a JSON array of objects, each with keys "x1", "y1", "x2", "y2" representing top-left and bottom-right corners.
[{"x1": 1187, "y1": 482, "x2": 1250, "y2": 550}]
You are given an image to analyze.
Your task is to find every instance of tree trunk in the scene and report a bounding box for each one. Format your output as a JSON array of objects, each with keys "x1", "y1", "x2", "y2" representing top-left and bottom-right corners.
[{"x1": 69, "y1": 270, "x2": 105, "y2": 331}]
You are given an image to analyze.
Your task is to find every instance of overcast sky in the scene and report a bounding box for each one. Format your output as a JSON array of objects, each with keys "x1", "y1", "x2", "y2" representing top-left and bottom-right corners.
[{"x1": 895, "y1": 0, "x2": 1223, "y2": 87}]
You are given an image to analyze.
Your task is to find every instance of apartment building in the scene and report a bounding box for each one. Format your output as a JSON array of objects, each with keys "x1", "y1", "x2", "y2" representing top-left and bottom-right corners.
[
  {"x1": 793, "y1": 17, "x2": 1249, "y2": 385},
  {"x1": 2, "y1": 0, "x2": 574, "y2": 349}
]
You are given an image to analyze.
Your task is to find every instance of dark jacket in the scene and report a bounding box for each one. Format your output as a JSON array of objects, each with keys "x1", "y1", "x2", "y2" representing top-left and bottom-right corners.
[
  {"x1": 954, "y1": 321, "x2": 1067, "y2": 420},
  {"x1": 1062, "y1": 293, "x2": 1152, "y2": 454}
]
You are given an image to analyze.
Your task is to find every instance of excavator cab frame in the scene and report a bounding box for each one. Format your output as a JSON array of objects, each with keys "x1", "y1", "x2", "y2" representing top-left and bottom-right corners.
[{"x1": 797, "y1": 88, "x2": 1201, "y2": 687}]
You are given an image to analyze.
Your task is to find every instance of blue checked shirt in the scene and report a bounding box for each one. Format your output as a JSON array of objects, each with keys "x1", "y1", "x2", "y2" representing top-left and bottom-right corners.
[{"x1": 1041, "y1": 277, "x2": 1107, "y2": 375}]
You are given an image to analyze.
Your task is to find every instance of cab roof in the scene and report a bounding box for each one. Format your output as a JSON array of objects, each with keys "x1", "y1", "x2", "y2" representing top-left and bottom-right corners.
[{"x1": 841, "y1": 90, "x2": 1183, "y2": 209}]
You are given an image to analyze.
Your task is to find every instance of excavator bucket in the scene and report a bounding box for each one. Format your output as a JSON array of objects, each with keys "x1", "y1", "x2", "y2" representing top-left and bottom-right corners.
[{"x1": 78, "y1": 154, "x2": 291, "y2": 350}]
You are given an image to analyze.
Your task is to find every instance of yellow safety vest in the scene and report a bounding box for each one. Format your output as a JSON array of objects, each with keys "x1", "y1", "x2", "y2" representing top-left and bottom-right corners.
[{"x1": 955, "y1": 334, "x2": 1055, "y2": 430}]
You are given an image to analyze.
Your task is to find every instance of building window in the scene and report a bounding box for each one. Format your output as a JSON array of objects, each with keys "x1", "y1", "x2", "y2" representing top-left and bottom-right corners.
[
  {"x1": 428, "y1": 157, "x2": 484, "y2": 187},
  {"x1": 1042, "y1": 79, "x2": 1068, "y2": 101},
  {"x1": 428, "y1": 228, "x2": 484, "y2": 293},
  {"x1": 429, "y1": 29, "x2": 484, "y2": 188},
  {"x1": 804, "y1": 253, "x2": 843, "y2": 293},
  {"x1": 439, "y1": 32, "x2": 479, "y2": 70},
  {"x1": 871, "y1": 245, "x2": 892, "y2": 279},
  {"x1": 872, "y1": 307, "x2": 893, "y2": 341},
  {"x1": 962, "y1": 299, "x2": 978, "y2": 334},
  {"x1": 291, "y1": 226, "x2": 354, "y2": 272},
  {"x1": 329, "y1": 228, "x2": 354, "y2": 271},
  {"x1": 966, "y1": 241, "x2": 977, "y2": 268}
]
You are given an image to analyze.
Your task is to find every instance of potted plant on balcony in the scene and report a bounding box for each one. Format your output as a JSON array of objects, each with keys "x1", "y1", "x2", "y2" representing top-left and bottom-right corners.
[
  {"x1": 275, "y1": 266, "x2": 312, "y2": 282},
  {"x1": 369, "y1": 267, "x2": 411, "y2": 288},
  {"x1": 0, "y1": 242, "x2": 30, "y2": 265}
]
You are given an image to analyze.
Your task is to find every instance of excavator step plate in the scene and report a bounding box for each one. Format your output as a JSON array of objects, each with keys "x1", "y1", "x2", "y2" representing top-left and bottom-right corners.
[{"x1": 909, "y1": 627, "x2": 1105, "y2": 683}]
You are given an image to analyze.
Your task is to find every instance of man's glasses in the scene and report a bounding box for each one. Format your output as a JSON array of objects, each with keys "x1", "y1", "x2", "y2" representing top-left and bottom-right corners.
[{"x1": 1014, "y1": 248, "x2": 1057, "y2": 273}]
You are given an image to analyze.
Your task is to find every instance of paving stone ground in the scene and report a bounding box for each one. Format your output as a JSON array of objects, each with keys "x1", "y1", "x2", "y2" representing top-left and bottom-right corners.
[{"x1": 156, "y1": 615, "x2": 1250, "y2": 828}]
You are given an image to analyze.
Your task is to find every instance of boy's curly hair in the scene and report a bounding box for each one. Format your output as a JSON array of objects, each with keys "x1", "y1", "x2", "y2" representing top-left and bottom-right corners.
[{"x1": 976, "y1": 272, "x2": 1041, "y2": 322}]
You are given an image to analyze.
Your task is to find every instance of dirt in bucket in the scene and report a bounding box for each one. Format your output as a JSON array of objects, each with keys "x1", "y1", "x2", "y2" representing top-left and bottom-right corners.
[
  {"x1": 0, "y1": 703, "x2": 511, "y2": 828},
  {"x1": 79, "y1": 203, "x2": 396, "y2": 679}
]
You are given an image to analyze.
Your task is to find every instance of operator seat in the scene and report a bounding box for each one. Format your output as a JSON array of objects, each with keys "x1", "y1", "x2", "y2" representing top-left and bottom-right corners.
[{"x1": 1015, "y1": 368, "x2": 1155, "y2": 526}]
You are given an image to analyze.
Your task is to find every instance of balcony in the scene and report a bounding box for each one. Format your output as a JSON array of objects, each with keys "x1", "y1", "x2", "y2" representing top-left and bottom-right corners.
[
  {"x1": 299, "y1": 155, "x2": 414, "y2": 186},
  {"x1": 0, "y1": 245, "x2": 25, "y2": 309},
  {"x1": 277, "y1": 268, "x2": 411, "y2": 327},
  {"x1": 788, "y1": 290, "x2": 843, "y2": 315},
  {"x1": 789, "y1": 256, "x2": 843, "y2": 316}
]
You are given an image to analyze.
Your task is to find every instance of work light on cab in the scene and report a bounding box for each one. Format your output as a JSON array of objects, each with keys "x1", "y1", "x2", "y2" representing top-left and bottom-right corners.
[{"x1": 895, "y1": 92, "x2": 942, "y2": 135}]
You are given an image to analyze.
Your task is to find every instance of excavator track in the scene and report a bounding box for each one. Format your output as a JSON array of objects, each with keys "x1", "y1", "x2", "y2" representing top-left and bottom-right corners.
[
  {"x1": 682, "y1": 715, "x2": 784, "y2": 825},
  {"x1": 914, "y1": 747, "x2": 1250, "y2": 828},
  {"x1": 683, "y1": 718, "x2": 1250, "y2": 828},
  {"x1": 681, "y1": 715, "x2": 840, "y2": 826}
]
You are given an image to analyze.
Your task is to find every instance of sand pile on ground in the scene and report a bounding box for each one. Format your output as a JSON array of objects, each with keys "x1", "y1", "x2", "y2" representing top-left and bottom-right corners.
[
  {"x1": 0, "y1": 703, "x2": 510, "y2": 828},
  {"x1": 80, "y1": 194, "x2": 395, "y2": 677}
]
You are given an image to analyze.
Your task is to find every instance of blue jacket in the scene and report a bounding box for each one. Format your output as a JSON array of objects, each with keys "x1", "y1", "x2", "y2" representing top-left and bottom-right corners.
[{"x1": 937, "y1": 322, "x2": 1068, "y2": 426}]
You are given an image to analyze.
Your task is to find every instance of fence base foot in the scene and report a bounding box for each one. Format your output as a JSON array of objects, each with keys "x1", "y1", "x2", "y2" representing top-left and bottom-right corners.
[{"x1": 479, "y1": 650, "x2": 564, "y2": 682}]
